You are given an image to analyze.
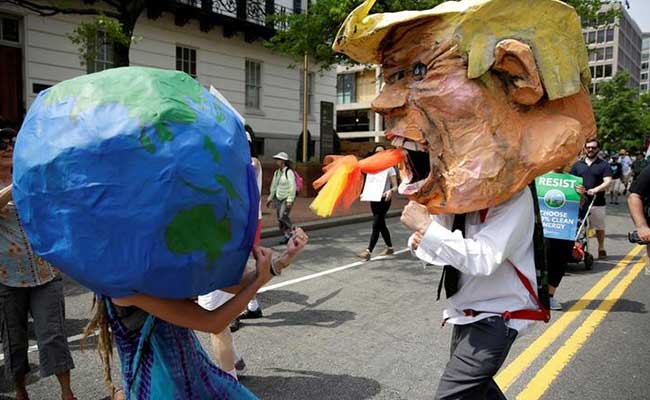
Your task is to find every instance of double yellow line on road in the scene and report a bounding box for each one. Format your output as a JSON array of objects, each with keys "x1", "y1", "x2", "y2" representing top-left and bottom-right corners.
[{"x1": 495, "y1": 245, "x2": 645, "y2": 397}]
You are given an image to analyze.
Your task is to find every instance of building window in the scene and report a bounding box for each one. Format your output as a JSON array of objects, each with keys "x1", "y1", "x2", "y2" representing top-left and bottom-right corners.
[
  {"x1": 245, "y1": 59, "x2": 262, "y2": 110},
  {"x1": 643, "y1": 53, "x2": 649, "y2": 61},
  {"x1": 0, "y1": 15, "x2": 19, "y2": 43},
  {"x1": 88, "y1": 30, "x2": 114, "y2": 73},
  {"x1": 252, "y1": 137, "x2": 265, "y2": 156},
  {"x1": 589, "y1": 66, "x2": 594, "y2": 77},
  {"x1": 337, "y1": 109, "x2": 370, "y2": 133},
  {"x1": 588, "y1": 31, "x2": 596, "y2": 44},
  {"x1": 336, "y1": 73, "x2": 356, "y2": 104},
  {"x1": 597, "y1": 29, "x2": 605, "y2": 43},
  {"x1": 176, "y1": 46, "x2": 196, "y2": 78},
  {"x1": 299, "y1": 71, "x2": 314, "y2": 115},
  {"x1": 595, "y1": 65, "x2": 604, "y2": 78},
  {"x1": 605, "y1": 47, "x2": 613, "y2": 60},
  {"x1": 642, "y1": 72, "x2": 649, "y2": 81},
  {"x1": 641, "y1": 83, "x2": 648, "y2": 91},
  {"x1": 589, "y1": 51, "x2": 596, "y2": 62},
  {"x1": 293, "y1": 0, "x2": 302, "y2": 13},
  {"x1": 604, "y1": 64, "x2": 612, "y2": 77},
  {"x1": 606, "y1": 27, "x2": 614, "y2": 42},
  {"x1": 596, "y1": 47, "x2": 604, "y2": 61},
  {"x1": 642, "y1": 61, "x2": 649, "y2": 70}
]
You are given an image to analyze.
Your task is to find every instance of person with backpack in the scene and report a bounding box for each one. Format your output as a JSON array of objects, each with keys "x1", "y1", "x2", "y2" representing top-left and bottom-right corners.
[{"x1": 267, "y1": 152, "x2": 296, "y2": 245}]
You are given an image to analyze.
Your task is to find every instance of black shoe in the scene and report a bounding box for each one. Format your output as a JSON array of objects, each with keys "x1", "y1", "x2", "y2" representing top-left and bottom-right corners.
[
  {"x1": 229, "y1": 318, "x2": 241, "y2": 332},
  {"x1": 235, "y1": 358, "x2": 246, "y2": 373},
  {"x1": 240, "y1": 308, "x2": 263, "y2": 319}
]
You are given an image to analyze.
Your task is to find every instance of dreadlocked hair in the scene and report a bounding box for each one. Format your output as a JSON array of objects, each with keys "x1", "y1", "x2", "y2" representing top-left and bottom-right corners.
[{"x1": 83, "y1": 295, "x2": 117, "y2": 398}]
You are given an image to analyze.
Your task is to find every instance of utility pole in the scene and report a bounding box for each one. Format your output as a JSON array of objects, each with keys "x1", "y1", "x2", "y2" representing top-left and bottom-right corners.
[{"x1": 301, "y1": 0, "x2": 309, "y2": 163}]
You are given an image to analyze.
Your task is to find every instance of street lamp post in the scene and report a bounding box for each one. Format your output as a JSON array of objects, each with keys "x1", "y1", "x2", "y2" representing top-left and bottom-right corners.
[{"x1": 301, "y1": 0, "x2": 309, "y2": 163}]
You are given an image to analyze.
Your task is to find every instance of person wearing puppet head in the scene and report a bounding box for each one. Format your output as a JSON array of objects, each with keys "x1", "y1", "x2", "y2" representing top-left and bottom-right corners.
[{"x1": 332, "y1": 0, "x2": 596, "y2": 398}]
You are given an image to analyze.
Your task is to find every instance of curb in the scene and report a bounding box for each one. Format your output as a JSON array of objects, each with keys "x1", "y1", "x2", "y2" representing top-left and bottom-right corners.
[{"x1": 260, "y1": 209, "x2": 402, "y2": 238}]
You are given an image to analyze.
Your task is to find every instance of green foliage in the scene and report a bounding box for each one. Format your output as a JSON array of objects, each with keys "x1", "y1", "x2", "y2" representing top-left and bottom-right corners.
[
  {"x1": 67, "y1": 16, "x2": 132, "y2": 67},
  {"x1": 591, "y1": 73, "x2": 649, "y2": 152},
  {"x1": 266, "y1": 0, "x2": 608, "y2": 70}
]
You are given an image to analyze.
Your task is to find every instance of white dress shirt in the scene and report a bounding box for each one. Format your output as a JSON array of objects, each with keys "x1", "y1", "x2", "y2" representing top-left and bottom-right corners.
[{"x1": 410, "y1": 188, "x2": 538, "y2": 333}]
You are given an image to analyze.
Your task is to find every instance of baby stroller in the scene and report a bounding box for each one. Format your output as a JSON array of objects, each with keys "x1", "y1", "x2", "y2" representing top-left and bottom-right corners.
[{"x1": 571, "y1": 197, "x2": 596, "y2": 270}]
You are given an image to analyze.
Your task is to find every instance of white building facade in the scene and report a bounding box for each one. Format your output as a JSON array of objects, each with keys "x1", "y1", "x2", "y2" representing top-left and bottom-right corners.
[
  {"x1": 0, "y1": 0, "x2": 336, "y2": 161},
  {"x1": 641, "y1": 33, "x2": 650, "y2": 92},
  {"x1": 581, "y1": 2, "x2": 643, "y2": 92}
]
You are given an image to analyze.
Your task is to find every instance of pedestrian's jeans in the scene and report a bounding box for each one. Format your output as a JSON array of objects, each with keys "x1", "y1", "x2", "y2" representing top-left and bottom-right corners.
[
  {"x1": 274, "y1": 198, "x2": 293, "y2": 237},
  {"x1": 435, "y1": 316, "x2": 518, "y2": 400},
  {"x1": 0, "y1": 278, "x2": 75, "y2": 380}
]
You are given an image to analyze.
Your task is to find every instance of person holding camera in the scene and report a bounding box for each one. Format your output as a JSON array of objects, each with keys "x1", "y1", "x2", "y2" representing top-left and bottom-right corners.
[{"x1": 628, "y1": 164, "x2": 650, "y2": 248}]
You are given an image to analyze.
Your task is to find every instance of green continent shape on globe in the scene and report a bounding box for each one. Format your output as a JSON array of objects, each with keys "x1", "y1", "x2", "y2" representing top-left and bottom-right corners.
[
  {"x1": 44, "y1": 67, "x2": 205, "y2": 153},
  {"x1": 165, "y1": 204, "x2": 231, "y2": 263}
]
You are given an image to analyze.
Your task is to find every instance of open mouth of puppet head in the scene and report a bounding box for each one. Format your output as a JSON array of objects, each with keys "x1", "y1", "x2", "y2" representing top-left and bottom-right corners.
[{"x1": 389, "y1": 135, "x2": 431, "y2": 196}]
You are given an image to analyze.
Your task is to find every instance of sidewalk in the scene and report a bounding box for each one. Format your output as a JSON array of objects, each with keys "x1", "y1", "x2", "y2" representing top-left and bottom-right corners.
[{"x1": 261, "y1": 196, "x2": 407, "y2": 238}]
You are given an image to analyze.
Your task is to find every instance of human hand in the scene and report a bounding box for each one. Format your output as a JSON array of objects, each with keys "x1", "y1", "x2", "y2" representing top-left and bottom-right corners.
[
  {"x1": 575, "y1": 185, "x2": 585, "y2": 195},
  {"x1": 286, "y1": 227, "x2": 308, "y2": 259},
  {"x1": 411, "y1": 231, "x2": 424, "y2": 250},
  {"x1": 266, "y1": 199, "x2": 272, "y2": 208},
  {"x1": 401, "y1": 201, "x2": 431, "y2": 233},
  {"x1": 252, "y1": 246, "x2": 273, "y2": 285},
  {"x1": 638, "y1": 226, "x2": 650, "y2": 243},
  {"x1": 383, "y1": 190, "x2": 393, "y2": 201},
  {"x1": 587, "y1": 188, "x2": 596, "y2": 196}
]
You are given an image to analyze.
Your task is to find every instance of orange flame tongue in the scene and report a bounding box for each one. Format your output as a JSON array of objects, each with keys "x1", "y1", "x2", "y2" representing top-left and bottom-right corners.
[{"x1": 310, "y1": 149, "x2": 406, "y2": 217}]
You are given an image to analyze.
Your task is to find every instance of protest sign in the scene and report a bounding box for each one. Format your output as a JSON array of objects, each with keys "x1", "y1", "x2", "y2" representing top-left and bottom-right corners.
[
  {"x1": 360, "y1": 169, "x2": 389, "y2": 202},
  {"x1": 535, "y1": 172, "x2": 583, "y2": 241}
]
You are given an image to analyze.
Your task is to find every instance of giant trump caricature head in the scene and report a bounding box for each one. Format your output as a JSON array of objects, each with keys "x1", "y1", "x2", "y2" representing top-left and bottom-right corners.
[{"x1": 333, "y1": 0, "x2": 596, "y2": 214}]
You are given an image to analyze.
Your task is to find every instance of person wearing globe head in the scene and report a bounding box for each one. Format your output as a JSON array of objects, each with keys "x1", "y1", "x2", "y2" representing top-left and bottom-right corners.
[{"x1": 570, "y1": 139, "x2": 612, "y2": 259}]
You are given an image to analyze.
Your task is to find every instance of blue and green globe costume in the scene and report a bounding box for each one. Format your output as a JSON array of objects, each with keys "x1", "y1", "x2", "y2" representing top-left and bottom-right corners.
[{"x1": 13, "y1": 67, "x2": 260, "y2": 399}]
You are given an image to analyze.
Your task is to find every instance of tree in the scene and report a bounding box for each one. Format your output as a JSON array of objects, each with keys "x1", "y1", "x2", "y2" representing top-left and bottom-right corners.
[
  {"x1": 266, "y1": 0, "x2": 612, "y2": 70},
  {"x1": 0, "y1": 1, "x2": 151, "y2": 67},
  {"x1": 591, "y1": 72, "x2": 648, "y2": 151}
]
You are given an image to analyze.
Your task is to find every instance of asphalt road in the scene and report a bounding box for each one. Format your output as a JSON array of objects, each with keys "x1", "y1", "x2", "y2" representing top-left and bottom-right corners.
[{"x1": 0, "y1": 203, "x2": 647, "y2": 400}]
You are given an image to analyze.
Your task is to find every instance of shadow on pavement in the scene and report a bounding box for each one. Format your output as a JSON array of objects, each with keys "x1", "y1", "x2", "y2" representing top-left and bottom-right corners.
[
  {"x1": 244, "y1": 369, "x2": 381, "y2": 400},
  {"x1": 243, "y1": 309, "x2": 355, "y2": 329},
  {"x1": 561, "y1": 298, "x2": 647, "y2": 314}
]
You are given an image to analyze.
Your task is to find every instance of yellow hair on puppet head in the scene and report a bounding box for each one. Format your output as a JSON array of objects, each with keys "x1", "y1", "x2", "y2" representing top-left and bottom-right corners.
[{"x1": 333, "y1": 0, "x2": 590, "y2": 101}]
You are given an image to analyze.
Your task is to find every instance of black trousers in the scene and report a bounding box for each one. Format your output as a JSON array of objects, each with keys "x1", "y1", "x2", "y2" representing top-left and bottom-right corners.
[
  {"x1": 435, "y1": 317, "x2": 518, "y2": 400},
  {"x1": 546, "y1": 238, "x2": 574, "y2": 288},
  {"x1": 368, "y1": 200, "x2": 392, "y2": 252}
]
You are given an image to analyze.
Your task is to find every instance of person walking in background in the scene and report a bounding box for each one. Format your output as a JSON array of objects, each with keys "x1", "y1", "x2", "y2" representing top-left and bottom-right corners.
[
  {"x1": 357, "y1": 145, "x2": 399, "y2": 261},
  {"x1": 608, "y1": 154, "x2": 623, "y2": 205},
  {"x1": 0, "y1": 129, "x2": 77, "y2": 400},
  {"x1": 267, "y1": 152, "x2": 296, "y2": 245},
  {"x1": 238, "y1": 133, "x2": 264, "y2": 324},
  {"x1": 632, "y1": 151, "x2": 648, "y2": 183},
  {"x1": 620, "y1": 149, "x2": 633, "y2": 194},
  {"x1": 570, "y1": 139, "x2": 612, "y2": 259}
]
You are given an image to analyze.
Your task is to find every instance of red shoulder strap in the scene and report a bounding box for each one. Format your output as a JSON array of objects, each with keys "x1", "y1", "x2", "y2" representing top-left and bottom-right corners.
[{"x1": 504, "y1": 266, "x2": 550, "y2": 322}]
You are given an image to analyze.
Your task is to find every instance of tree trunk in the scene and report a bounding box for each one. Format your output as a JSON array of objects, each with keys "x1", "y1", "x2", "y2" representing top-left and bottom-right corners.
[{"x1": 113, "y1": 40, "x2": 130, "y2": 67}]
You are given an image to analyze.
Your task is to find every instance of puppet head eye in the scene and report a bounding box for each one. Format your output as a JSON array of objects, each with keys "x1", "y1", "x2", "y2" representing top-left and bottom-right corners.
[{"x1": 413, "y1": 63, "x2": 427, "y2": 80}]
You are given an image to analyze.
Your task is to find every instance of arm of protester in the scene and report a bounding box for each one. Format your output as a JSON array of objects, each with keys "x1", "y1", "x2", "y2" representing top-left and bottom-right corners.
[
  {"x1": 588, "y1": 176, "x2": 612, "y2": 196},
  {"x1": 384, "y1": 172, "x2": 398, "y2": 200},
  {"x1": 627, "y1": 167, "x2": 650, "y2": 242},
  {"x1": 268, "y1": 171, "x2": 278, "y2": 204},
  {"x1": 0, "y1": 185, "x2": 11, "y2": 209},
  {"x1": 112, "y1": 246, "x2": 274, "y2": 334},
  {"x1": 221, "y1": 227, "x2": 308, "y2": 294},
  {"x1": 407, "y1": 189, "x2": 534, "y2": 276},
  {"x1": 627, "y1": 194, "x2": 650, "y2": 242}
]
